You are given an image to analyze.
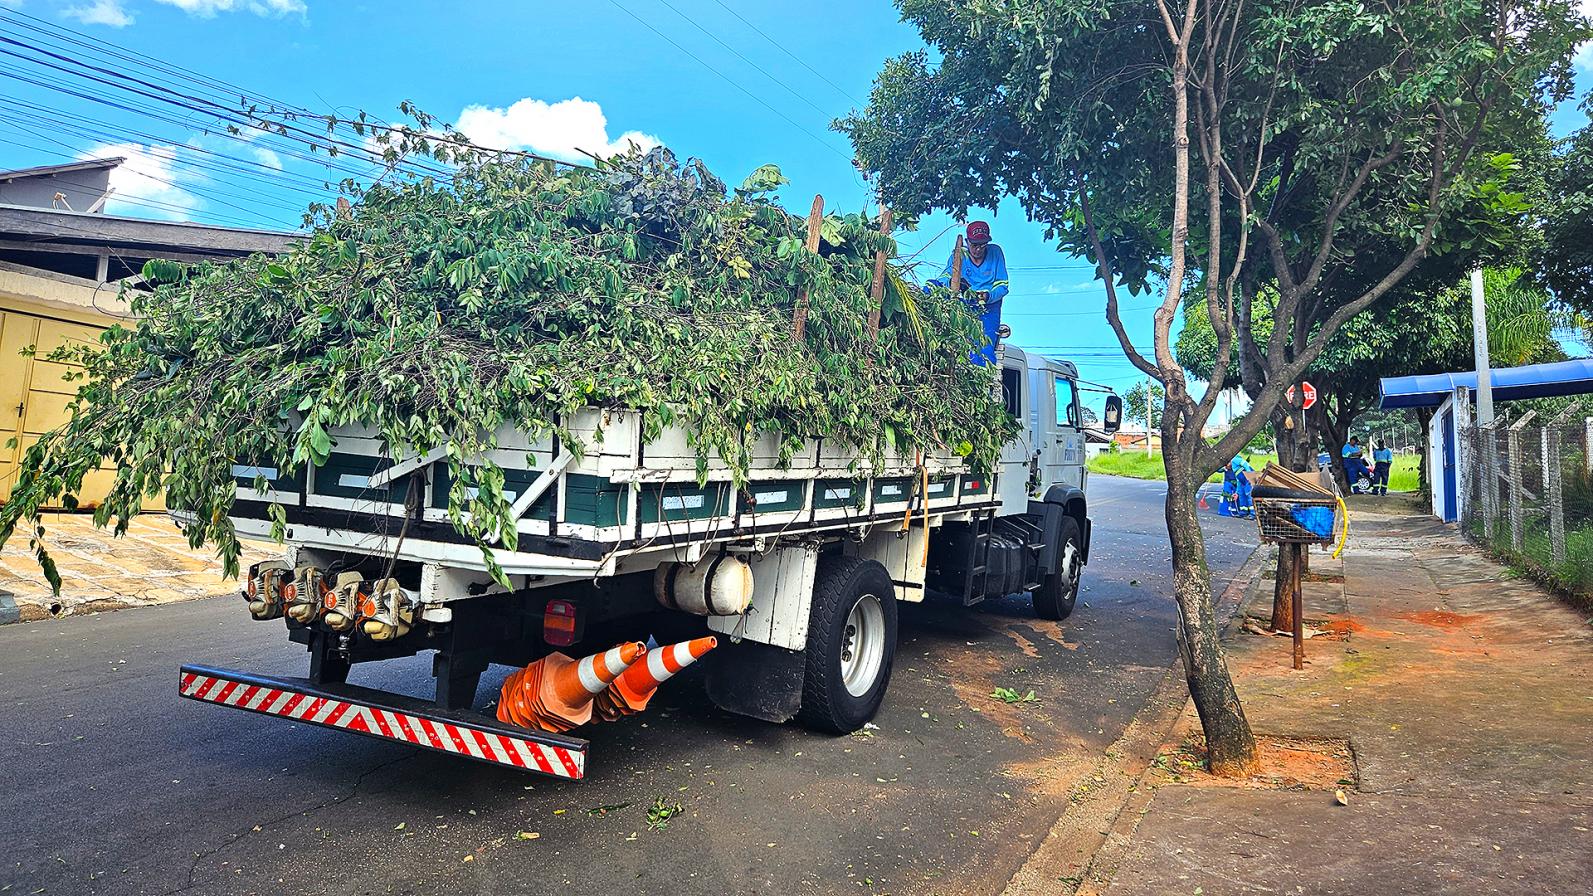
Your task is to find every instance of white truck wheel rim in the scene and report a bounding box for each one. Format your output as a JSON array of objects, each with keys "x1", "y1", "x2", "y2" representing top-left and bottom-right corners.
[
  {"x1": 840, "y1": 592, "x2": 886, "y2": 697},
  {"x1": 1060, "y1": 541, "x2": 1081, "y2": 594}
]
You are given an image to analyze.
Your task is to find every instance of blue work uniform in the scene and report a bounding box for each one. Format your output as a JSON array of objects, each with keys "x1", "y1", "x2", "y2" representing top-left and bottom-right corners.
[
  {"x1": 1372, "y1": 446, "x2": 1393, "y2": 495},
  {"x1": 928, "y1": 243, "x2": 1009, "y2": 366},
  {"x1": 1229, "y1": 455, "x2": 1255, "y2": 513},
  {"x1": 1341, "y1": 443, "x2": 1369, "y2": 486}
]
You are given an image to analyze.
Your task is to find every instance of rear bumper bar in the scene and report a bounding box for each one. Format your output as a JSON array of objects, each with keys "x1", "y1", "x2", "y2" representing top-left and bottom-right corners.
[{"x1": 178, "y1": 664, "x2": 588, "y2": 779}]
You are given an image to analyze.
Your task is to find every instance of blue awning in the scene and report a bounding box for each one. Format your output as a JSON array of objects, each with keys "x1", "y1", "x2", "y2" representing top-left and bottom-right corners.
[{"x1": 1379, "y1": 359, "x2": 1593, "y2": 409}]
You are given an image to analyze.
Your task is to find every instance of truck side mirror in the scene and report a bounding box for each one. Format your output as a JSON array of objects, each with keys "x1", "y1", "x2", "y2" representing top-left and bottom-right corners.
[{"x1": 1103, "y1": 395, "x2": 1123, "y2": 434}]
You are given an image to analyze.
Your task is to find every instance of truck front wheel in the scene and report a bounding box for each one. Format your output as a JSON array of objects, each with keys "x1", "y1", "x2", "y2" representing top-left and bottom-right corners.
[
  {"x1": 1034, "y1": 517, "x2": 1082, "y2": 621},
  {"x1": 797, "y1": 557, "x2": 898, "y2": 734}
]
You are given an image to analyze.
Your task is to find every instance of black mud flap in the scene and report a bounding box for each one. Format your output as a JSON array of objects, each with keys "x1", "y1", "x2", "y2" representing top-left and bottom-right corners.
[{"x1": 703, "y1": 639, "x2": 805, "y2": 723}]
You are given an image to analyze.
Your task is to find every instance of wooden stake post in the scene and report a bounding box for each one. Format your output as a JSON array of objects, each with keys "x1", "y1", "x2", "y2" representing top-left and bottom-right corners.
[
  {"x1": 949, "y1": 235, "x2": 965, "y2": 294},
  {"x1": 866, "y1": 207, "x2": 894, "y2": 339},
  {"x1": 1289, "y1": 543, "x2": 1305, "y2": 670},
  {"x1": 791, "y1": 195, "x2": 825, "y2": 339}
]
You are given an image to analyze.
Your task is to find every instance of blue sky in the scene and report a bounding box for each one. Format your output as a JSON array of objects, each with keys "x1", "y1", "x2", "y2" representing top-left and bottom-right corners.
[{"x1": 1, "y1": 0, "x2": 1589, "y2": 410}]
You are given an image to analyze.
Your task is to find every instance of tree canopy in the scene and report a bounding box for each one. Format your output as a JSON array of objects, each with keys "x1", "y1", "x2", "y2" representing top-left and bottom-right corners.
[
  {"x1": 1538, "y1": 115, "x2": 1593, "y2": 314},
  {"x1": 844, "y1": 0, "x2": 1588, "y2": 775}
]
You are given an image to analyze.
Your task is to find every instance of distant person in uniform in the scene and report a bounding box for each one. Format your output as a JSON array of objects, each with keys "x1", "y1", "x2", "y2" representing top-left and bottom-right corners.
[
  {"x1": 926, "y1": 221, "x2": 1009, "y2": 366},
  {"x1": 1228, "y1": 453, "x2": 1256, "y2": 516},
  {"x1": 1342, "y1": 436, "x2": 1370, "y2": 493},
  {"x1": 1371, "y1": 440, "x2": 1394, "y2": 496}
]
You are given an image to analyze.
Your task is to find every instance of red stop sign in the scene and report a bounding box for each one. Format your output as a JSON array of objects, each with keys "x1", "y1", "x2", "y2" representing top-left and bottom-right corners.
[{"x1": 1286, "y1": 381, "x2": 1318, "y2": 410}]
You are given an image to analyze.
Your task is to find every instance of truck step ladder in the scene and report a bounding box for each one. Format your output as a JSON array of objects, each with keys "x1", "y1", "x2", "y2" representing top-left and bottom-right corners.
[{"x1": 961, "y1": 510, "x2": 997, "y2": 606}]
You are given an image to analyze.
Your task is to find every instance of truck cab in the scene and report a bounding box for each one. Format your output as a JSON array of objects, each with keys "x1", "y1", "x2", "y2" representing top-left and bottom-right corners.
[{"x1": 926, "y1": 345, "x2": 1118, "y2": 618}]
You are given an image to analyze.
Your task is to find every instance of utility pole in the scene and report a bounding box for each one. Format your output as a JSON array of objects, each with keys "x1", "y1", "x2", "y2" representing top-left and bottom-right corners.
[
  {"x1": 1145, "y1": 376, "x2": 1155, "y2": 457},
  {"x1": 1472, "y1": 268, "x2": 1496, "y2": 528},
  {"x1": 1471, "y1": 269, "x2": 1494, "y2": 427}
]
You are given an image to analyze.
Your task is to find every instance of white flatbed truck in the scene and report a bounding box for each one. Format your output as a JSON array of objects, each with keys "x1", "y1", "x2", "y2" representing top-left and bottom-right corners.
[{"x1": 179, "y1": 345, "x2": 1122, "y2": 779}]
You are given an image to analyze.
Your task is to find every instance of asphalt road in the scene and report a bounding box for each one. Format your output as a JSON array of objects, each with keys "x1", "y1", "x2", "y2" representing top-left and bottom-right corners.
[{"x1": 1, "y1": 475, "x2": 1256, "y2": 896}]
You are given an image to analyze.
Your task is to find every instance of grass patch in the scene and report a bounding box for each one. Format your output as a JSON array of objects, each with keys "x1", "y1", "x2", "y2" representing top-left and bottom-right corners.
[
  {"x1": 1088, "y1": 451, "x2": 1171, "y2": 480},
  {"x1": 1089, "y1": 449, "x2": 1422, "y2": 492}
]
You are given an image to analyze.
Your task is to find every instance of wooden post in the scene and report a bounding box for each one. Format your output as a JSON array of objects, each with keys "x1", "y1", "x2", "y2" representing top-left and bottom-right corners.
[
  {"x1": 1291, "y1": 543, "x2": 1305, "y2": 670},
  {"x1": 791, "y1": 194, "x2": 825, "y2": 340},
  {"x1": 866, "y1": 207, "x2": 894, "y2": 339},
  {"x1": 1507, "y1": 412, "x2": 1535, "y2": 552},
  {"x1": 948, "y1": 235, "x2": 965, "y2": 294}
]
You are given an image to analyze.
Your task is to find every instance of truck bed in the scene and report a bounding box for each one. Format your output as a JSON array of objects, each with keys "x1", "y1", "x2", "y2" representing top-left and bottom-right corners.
[{"x1": 219, "y1": 408, "x2": 1013, "y2": 585}]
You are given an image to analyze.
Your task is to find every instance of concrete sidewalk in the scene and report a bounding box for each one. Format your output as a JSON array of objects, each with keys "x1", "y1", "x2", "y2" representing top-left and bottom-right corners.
[
  {"x1": 1099, "y1": 502, "x2": 1593, "y2": 895},
  {"x1": 0, "y1": 512, "x2": 274, "y2": 622}
]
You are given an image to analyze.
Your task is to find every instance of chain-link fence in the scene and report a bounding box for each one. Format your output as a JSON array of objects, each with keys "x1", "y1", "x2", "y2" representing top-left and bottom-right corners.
[{"x1": 1462, "y1": 411, "x2": 1593, "y2": 598}]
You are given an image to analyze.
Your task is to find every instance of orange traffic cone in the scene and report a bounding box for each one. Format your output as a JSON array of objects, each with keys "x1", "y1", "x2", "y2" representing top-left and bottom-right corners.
[
  {"x1": 497, "y1": 641, "x2": 646, "y2": 733},
  {"x1": 594, "y1": 636, "x2": 718, "y2": 721}
]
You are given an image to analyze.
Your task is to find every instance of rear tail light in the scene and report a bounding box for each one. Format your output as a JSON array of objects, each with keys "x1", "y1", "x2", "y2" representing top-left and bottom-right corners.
[{"x1": 542, "y1": 599, "x2": 580, "y2": 648}]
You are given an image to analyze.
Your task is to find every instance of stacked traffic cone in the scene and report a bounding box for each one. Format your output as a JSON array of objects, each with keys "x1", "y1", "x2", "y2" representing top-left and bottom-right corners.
[
  {"x1": 497, "y1": 641, "x2": 646, "y2": 733},
  {"x1": 594, "y1": 636, "x2": 718, "y2": 722}
]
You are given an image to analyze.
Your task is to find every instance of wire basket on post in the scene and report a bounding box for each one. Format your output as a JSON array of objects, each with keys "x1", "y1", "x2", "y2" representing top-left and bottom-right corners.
[{"x1": 1253, "y1": 495, "x2": 1342, "y2": 546}]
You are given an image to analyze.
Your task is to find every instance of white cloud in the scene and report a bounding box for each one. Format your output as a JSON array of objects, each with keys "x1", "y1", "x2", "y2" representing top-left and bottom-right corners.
[
  {"x1": 153, "y1": 0, "x2": 306, "y2": 17},
  {"x1": 63, "y1": 0, "x2": 133, "y2": 26},
  {"x1": 455, "y1": 96, "x2": 659, "y2": 162},
  {"x1": 78, "y1": 142, "x2": 203, "y2": 220},
  {"x1": 249, "y1": 145, "x2": 283, "y2": 170}
]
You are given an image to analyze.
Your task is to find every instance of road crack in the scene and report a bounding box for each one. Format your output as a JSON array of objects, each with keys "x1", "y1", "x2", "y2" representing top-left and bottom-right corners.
[{"x1": 160, "y1": 753, "x2": 410, "y2": 896}]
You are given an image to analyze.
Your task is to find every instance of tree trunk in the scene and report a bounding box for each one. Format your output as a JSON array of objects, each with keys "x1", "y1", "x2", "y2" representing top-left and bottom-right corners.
[{"x1": 1165, "y1": 458, "x2": 1259, "y2": 776}]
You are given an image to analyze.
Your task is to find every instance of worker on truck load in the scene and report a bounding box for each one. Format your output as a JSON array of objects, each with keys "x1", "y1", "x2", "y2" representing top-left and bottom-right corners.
[{"x1": 925, "y1": 221, "x2": 1009, "y2": 366}]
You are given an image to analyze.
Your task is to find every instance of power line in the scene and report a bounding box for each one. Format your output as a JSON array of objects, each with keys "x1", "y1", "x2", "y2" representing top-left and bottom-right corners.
[
  {"x1": 603, "y1": 0, "x2": 854, "y2": 162},
  {"x1": 0, "y1": 118, "x2": 300, "y2": 225},
  {"x1": 0, "y1": 135, "x2": 275, "y2": 230},
  {"x1": 0, "y1": 6, "x2": 592, "y2": 178},
  {"x1": 706, "y1": 0, "x2": 865, "y2": 106},
  {"x1": 0, "y1": 93, "x2": 341, "y2": 201},
  {"x1": 653, "y1": 0, "x2": 837, "y2": 121}
]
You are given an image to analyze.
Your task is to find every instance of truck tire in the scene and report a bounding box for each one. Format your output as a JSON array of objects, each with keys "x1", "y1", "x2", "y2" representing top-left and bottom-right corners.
[
  {"x1": 797, "y1": 557, "x2": 898, "y2": 734},
  {"x1": 1034, "y1": 517, "x2": 1082, "y2": 621}
]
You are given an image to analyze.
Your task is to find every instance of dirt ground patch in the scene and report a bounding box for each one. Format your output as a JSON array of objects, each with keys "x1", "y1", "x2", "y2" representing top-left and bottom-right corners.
[
  {"x1": 1150, "y1": 732, "x2": 1357, "y2": 792},
  {"x1": 1396, "y1": 609, "x2": 1480, "y2": 627}
]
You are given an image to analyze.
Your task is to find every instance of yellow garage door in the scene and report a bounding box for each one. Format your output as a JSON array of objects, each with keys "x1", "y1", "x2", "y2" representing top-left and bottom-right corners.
[{"x1": 0, "y1": 310, "x2": 155, "y2": 509}]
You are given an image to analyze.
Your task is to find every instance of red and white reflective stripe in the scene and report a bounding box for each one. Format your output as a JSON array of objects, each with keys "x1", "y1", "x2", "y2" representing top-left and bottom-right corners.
[{"x1": 178, "y1": 671, "x2": 584, "y2": 779}]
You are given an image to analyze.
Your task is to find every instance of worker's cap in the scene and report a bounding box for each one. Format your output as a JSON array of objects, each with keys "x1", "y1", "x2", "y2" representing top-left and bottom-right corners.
[{"x1": 965, "y1": 221, "x2": 992, "y2": 245}]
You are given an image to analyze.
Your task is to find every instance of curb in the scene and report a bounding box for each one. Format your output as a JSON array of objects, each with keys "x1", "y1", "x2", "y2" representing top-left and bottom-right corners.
[{"x1": 1000, "y1": 542, "x2": 1270, "y2": 896}]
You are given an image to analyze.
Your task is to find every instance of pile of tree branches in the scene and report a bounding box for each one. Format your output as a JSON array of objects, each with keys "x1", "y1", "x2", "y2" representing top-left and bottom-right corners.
[{"x1": 0, "y1": 147, "x2": 1014, "y2": 588}]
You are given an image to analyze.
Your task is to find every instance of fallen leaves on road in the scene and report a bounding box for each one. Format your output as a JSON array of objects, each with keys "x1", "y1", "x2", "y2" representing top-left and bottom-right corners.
[
  {"x1": 647, "y1": 797, "x2": 683, "y2": 831},
  {"x1": 1334, "y1": 789, "x2": 1349, "y2": 806},
  {"x1": 516, "y1": 831, "x2": 540, "y2": 841},
  {"x1": 991, "y1": 686, "x2": 1039, "y2": 705}
]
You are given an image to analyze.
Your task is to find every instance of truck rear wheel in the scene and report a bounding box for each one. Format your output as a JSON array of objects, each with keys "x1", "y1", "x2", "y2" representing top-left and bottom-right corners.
[
  {"x1": 1034, "y1": 517, "x2": 1082, "y2": 621},
  {"x1": 797, "y1": 557, "x2": 898, "y2": 734}
]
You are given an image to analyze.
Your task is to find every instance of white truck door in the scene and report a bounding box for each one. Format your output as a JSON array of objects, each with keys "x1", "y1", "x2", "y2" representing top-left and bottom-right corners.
[
  {"x1": 996, "y1": 361, "x2": 1034, "y2": 513},
  {"x1": 1043, "y1": 371, "x2": 1085, "y2": 491}
]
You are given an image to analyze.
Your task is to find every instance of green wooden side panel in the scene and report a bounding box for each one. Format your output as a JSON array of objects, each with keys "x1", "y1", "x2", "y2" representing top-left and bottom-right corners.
[
  {"x1": 814, "y1": 478, "x2": 867, "y2": 509},
  {"x1": 563, "y1": 473, "x2": 628, "y2": 527},
  {"x1": 640, "y1": 481, "x2": 730, "y2": 524},
  {"x1": 738, "y1": 481, "x2": 807, "y2": 514},
  {"x1": 312, "y1": 452, "x2": 410, "y2": 501},
  {"x1": 431, "y1": 465, "x2": 556, "y2": 522},
  {"x1": 924, "y1": 475, "x2": 955, "y2": 500},
  {"x1": 872, "y1": 476, "x2": 913, "y2": 504},
  {"x1": 232, "y1": 458, "x2": 304, "y2": 493},
  {"x1": 960, "y1": 473, "x2": 992, "y2": 496}
]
